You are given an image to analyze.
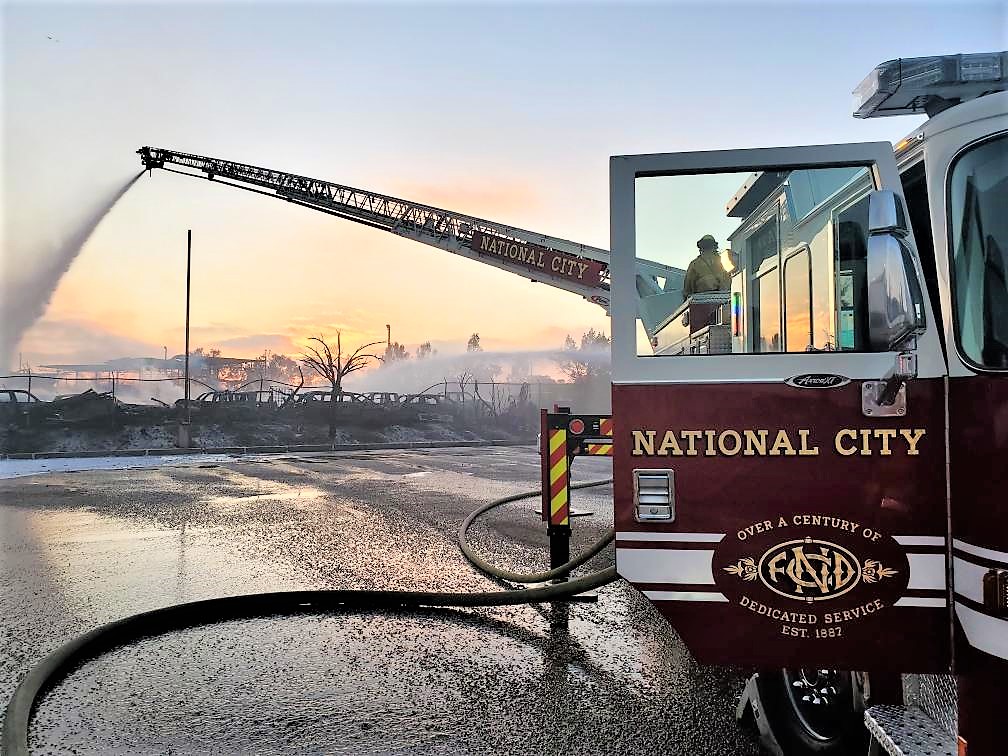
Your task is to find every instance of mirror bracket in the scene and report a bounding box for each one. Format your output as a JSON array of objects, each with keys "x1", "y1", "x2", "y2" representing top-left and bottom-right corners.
[{"x1": 862, "y1": 350, "x2": 916, "y2": 417}]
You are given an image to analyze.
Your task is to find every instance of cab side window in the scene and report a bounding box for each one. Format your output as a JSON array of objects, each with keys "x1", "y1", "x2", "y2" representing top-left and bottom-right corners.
[
  {"x1": 834, "y1": 195, "x2": 870, "y2": 351},
  {"x1": 750, "y1": 215, "x2": 781, "y2": 353},
  {"x1": 784, "y1": 248, "x2": 813, "y2": 352},
  {"x1": 900, "y1": 160, "x2": 944, "y2": 356},
  {"x1": 949, "y1": 134, "x2": 1008, "y2": 368},
  {"x1": 754, "y1": 269, "x2": 781, "y2": 353},
  {"x1": 634, "y1": 164, "x2": 880, "y2": 356}
]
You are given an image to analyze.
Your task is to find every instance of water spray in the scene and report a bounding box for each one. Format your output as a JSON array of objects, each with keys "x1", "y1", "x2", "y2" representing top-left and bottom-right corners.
[{"x1": 1, "y1": 171, "x2": 145, "y2": 370}]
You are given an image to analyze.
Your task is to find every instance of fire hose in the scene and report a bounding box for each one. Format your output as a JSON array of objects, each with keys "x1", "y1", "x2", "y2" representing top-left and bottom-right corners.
[
  {"x1": 458, "y1": 479, "x2": 615, "y2": 583},
  {"x1": 3, "y1": 478, "x2": 615, "y2": 755}
]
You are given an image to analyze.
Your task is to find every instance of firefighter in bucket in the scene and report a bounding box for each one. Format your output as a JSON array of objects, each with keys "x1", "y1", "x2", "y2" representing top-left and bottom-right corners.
[{"x1": 683, "y1": 233, "x2": 731, "y2": 299}]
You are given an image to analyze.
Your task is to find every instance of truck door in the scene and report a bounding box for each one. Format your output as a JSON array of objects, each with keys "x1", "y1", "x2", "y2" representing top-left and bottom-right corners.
[
  {"x1": 938, "y1": 125, "x2": 1008, "y2": 754},
  {"x1": 610, "y1": 143, "x2": 949, "y2": 671}
]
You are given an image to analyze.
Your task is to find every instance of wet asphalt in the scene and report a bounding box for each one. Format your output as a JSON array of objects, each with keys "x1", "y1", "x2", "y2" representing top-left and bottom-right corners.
[{"x1": 0, "y1": 447, "x2": 760, "y2": 755}]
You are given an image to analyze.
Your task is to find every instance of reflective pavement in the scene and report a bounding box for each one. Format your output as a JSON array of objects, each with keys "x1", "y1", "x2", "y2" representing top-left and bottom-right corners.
[{"x1": 0, "y1": 447, "x2": 759, "y2": 755}]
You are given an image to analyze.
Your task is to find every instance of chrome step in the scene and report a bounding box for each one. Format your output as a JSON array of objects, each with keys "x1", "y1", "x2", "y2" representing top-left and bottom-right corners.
[{"x1": 864, "y1": 705, "x2": 957, "y2": 756}]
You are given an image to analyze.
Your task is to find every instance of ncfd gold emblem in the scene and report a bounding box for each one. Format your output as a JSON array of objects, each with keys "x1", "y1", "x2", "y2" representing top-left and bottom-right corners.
[
  {"x1": 716, "y1": 517, "x2": 911, "y2": 640},
  {"x1": 724, "y1": 537, "x2": 898, "y2": 602}
]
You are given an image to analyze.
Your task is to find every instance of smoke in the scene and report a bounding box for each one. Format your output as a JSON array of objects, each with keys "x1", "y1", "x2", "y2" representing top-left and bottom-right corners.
[
  {"x1": 0, "y1": 376, "x2": 186, "y2": 405},
  {"x1": 343, "y1": 347, "x2": 611, "y2": 395},
  {"x1": 0, "y1": 346, "x2": 614, "y2": 407},
  {"x1": 1, "y1": 171, "x2": 144, "y2": 370}
]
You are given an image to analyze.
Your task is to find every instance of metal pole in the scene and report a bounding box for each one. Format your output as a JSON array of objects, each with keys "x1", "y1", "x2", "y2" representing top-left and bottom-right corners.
[
  {"x1": 185, "y1": 230, "x2": 192, "y2": 426},
  {"x1": 261, "y1": 350, "x2": 266, "y2": 398}
]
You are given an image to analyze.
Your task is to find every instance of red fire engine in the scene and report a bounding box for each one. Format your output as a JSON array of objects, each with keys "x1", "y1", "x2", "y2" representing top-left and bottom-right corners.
[{"x1": 136, "y1": 51, "x2": 1007, "y2": 756}]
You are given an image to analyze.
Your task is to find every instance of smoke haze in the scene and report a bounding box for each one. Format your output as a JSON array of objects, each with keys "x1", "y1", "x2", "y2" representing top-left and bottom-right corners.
[
  {"x1": 344, "y1": 347, "x2": 611, "y2": 394},
  {"x1": 1, "y1": 171, "x2": 144, "y2": 370},
  {"x1": 0, "y1": 346, "x2": 613, "y2": 408}
]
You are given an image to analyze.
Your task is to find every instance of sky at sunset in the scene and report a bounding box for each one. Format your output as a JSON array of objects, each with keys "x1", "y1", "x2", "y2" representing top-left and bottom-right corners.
[{"x1": 2, "y1": 1, "x2": 1003, "y2": 372}]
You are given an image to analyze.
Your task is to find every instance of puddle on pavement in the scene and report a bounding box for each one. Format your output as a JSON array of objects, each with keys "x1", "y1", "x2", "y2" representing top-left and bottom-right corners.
[
  {"x1": 29, "y1": 611, "x2": 586, "y2": 755},
  {"x1": 16, "y1": 506, "x2": 310, "y2": 625},
  {"x1": 204, "y1": 486, "x2": 328, "y2": 508},
  {"x1": 3, "y1": 450, "x2": 756, "y2": 756},
  {"x1": 27, "y1": 603, "x2": 754, "y2": 756}
]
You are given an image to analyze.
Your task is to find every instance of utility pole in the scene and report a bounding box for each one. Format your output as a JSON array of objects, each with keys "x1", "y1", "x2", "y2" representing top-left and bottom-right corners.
[
  {"x1": 178, "y1": 229, "x2": 193, "y2": 447},
  {"x1": 185, "y1": 230, "x2": 191, "y2": 423},
  {"x1": 386, "y1": 324, "x2": 391, "y2": 350},
  {"x1": 260, "y1": 349, "x2": 267, "y2": 397}
]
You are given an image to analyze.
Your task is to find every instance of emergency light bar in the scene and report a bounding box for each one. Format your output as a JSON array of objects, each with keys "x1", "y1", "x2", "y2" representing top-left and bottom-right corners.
[{"x1": 853, "y1": 51, "x2": 1007, "y2": 119}]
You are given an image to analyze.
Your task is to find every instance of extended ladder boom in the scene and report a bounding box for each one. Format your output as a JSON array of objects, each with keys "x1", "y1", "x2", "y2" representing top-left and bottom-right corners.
[{"x1": 137, "y1": 147, "x2": 682, "y2": 336}]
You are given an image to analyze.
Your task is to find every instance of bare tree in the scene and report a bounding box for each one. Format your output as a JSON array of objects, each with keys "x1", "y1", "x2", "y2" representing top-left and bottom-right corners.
[
  {"x1": 264, "y1": 353, "x2": 300, "y2": 381},
  {"x1": 455, "y1": 371, "x2": 472, "y2": 411},
  {"x1": 580, "y1": 328, "x2": 610, "y2": 351},
  {"x1": 302, "y1": 333, "x2": 383, "y2": 438},
  {"x1": 279, "y1": 364, "x2": 305, "y2": 408},
  {"x1": 558, "y1": 329, "x2": 611, "y2": 383},
  {"x1": 383, "y1": 341, "x2": 409, "y2": 364},
  {"x1": 472, "y1": 377, "x2": 505, "y2": 418}
]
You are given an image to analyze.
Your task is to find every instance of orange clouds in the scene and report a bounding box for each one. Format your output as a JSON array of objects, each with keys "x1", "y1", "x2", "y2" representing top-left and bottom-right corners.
[{"x1": 18, "y1": 150, "x2": 608, "y2": 368}]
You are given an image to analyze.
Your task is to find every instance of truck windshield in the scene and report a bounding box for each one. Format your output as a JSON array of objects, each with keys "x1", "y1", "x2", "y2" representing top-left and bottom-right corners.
[{"x1": 950, "y1": 133, "x2": 1008, "y2": 369}]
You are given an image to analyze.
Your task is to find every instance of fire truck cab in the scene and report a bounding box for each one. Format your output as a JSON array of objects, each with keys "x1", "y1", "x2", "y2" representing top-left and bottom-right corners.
[{"x1": 608, "y1": 52, "x2": 1007, "y2": 755}]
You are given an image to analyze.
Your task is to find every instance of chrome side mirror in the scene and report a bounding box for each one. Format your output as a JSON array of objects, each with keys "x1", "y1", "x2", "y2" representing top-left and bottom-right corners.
[
  {"x1": 867, "y1": 188, "x2": 908, "y2": 236},
  {"x1": 867, "y1": 191, "x2": 925, "y2": 351}
]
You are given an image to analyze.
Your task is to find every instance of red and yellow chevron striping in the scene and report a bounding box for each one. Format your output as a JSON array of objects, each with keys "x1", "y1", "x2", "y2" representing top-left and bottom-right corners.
[
  {"x1": 548, "y1": 428, "x2": 569, "y2": 526},
  {"x1": 585, "y1": 443, "x2": 613, "y2": 456}
]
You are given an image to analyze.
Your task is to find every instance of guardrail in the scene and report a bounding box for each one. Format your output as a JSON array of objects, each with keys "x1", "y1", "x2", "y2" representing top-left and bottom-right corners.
[{"x1": 0, "y1": 439, "x2": 534, "y2": 461}]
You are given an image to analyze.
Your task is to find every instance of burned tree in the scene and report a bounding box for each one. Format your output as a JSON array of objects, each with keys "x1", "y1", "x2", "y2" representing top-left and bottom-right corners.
[
  {"x1": 302, "y1": 334, "x2": 383, "y2": 438},
  {"x1": 559, "y1": 329, "x2": 610, "y2": 383},
  {"x1": 279, "y1": 364, "x2": 306, "y2": 408},
  {"x1": 383, "y1": 341, "x2": 409, "y2": 363}
]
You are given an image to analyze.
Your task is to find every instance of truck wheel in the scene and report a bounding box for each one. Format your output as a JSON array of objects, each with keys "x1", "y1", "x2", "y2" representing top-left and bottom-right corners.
[{"x1": 755, "y1": 668, "x2": 868, "y2": 754}]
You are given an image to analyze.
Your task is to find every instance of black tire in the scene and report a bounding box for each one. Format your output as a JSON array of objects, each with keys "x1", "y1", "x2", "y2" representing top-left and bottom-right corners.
[{"x1": 755, "y1": 669, "x2": 868, "y2": 755}]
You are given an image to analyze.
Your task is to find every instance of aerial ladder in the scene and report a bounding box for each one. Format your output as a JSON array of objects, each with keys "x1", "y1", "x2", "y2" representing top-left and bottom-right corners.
[{"x1": 136, "y1": 147, "x2": 682, "y2": 340}]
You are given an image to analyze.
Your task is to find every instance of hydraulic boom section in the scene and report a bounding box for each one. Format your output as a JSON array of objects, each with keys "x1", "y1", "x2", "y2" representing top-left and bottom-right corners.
[{"x1": 137, "y1": 146, "x2": 682, "y2": 338}]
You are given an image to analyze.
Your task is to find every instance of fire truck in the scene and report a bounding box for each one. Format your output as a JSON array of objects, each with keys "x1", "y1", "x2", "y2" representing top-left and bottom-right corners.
[
  {"x1": 605, "y1": 52, "x2": 1006, "y2": 756},
  {"x1": 137, "y1": 51, "x2": 1007, "y2": 756}
]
